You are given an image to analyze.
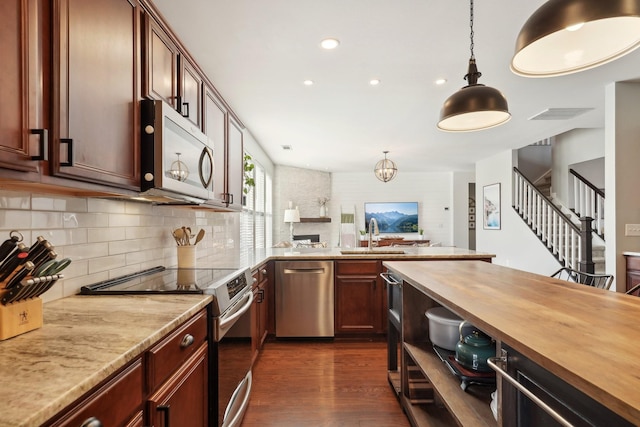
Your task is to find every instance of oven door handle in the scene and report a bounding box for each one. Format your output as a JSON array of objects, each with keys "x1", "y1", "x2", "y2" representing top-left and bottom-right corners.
[
  {"x1": 219, "y1": 291, "x2": 254, "y2": 332},
  {"x1": 222, "y1": 371, "x2": 252, "y2": 427}
]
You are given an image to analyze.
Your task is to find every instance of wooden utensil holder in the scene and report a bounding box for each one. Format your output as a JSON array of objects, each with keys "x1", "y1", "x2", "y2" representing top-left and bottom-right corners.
[{"x1": 0, "y1": 291, "x2": 43, "y2": 340}]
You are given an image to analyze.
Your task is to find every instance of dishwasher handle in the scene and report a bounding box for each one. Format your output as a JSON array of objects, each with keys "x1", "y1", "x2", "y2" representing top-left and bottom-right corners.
[
  {"x1": 380, "y1": 272, "x2": 401, "y2": 286},
  {"x1": 283, "y1": 268, "x2": 325, "y2": 274}
]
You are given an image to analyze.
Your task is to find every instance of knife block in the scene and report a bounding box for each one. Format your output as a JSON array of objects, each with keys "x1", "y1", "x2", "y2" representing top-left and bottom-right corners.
[{"x1": 0, "y1": 296, "x2": 43, "y2": 340}]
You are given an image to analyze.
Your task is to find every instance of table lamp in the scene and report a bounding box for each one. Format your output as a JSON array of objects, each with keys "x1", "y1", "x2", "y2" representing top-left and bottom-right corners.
[{"x1": 284, "y1": 206, "x2": 300, "y2": 244}]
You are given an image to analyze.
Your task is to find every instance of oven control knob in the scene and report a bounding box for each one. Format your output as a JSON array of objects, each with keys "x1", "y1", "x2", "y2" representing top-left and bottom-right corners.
[{"x1": 144, "y1": 173, "x2": 154, "y2": 182}]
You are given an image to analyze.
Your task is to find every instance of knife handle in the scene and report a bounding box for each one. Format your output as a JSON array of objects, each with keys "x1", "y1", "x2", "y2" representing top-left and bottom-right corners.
[
  {"x1": 0, "y1": 244, "x2": 29, "y2": 282},
  {"x1": 4, "y1": 261, "x2": 35, "y2": 290}
]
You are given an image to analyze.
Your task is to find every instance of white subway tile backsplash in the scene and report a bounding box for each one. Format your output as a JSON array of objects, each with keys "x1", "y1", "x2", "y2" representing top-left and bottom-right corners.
[
  {"x1": 0, "y1": 190, "x2": 240, "y2": 302},
  {"x1": 0, "y1": 210, "x2": 33, "y2": 230},
  {"x1": 0, "y1": 192, "x2": 30, "y2": 209},
  {"x1": 88, "y1": 227, "x2": 126, "y2": 242}
]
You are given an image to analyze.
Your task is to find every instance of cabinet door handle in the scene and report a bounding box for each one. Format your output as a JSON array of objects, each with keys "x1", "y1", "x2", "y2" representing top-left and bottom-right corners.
[
  {"x1": 59, "y1": 138, "x2": 73, "y2": 166},
  {"x1": 157, "y1": 404, "x2": 171, "y2": 427},
  {"x1": 182, "y1": 102, "x2": 190, "y2": 118},
  {"x1": 261, "y1": 269, "x2": 267, "y2": 275},
  {"x1": 487, "y1": 353, "x2": 573, "y2": 427},
  {"x1": 180, "y1": 334, "x2": 195, "y2": 348},
  {"x1": 228, "y1": 193, "x2": 234, "y2": 205},
  {"x1": 30, "y1": 129, "x2": 48, "y2": 161},
  {"x1": 80, "y1": 417, "x2": 103, "y2": 427}
]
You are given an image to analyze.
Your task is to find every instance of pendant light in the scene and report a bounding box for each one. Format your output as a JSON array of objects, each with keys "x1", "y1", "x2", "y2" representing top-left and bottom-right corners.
[
  {"x1": 437, "y1": 0, "x2": 510, "y2": 132},
  {"x1": 512, "y1": 0, "x2": 640, "y2": 78},
  {"x1": 374, "y1": 151, "x2": 397, "y2": 182}
]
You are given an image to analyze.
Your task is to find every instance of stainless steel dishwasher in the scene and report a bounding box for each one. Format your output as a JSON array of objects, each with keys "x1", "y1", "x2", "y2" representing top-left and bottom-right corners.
[{"x1": 275, "y1": 260, "x2": 334, "y2": 337}]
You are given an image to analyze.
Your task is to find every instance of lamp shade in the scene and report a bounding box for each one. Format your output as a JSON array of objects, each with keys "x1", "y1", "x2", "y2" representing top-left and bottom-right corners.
[
  {"x1": 438, "y1": 84, "x2": 511, "y2": 132},
  {"x1": 512, "y1": 0, "x2": 640, "y2": 77},
  {"x1": 283, "y1": 208, "x2": 300, "y2": 223}
]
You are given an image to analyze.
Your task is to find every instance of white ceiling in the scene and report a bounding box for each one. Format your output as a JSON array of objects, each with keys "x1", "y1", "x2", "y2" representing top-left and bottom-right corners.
[{"x1": 151, "y1": 0, "x2": 640, "y2": 174}]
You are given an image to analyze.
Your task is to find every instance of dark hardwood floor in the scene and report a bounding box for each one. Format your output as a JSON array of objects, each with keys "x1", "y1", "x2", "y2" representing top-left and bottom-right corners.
[{"x1": 241, "y1": 339, "x2": 410, "y2": 427}]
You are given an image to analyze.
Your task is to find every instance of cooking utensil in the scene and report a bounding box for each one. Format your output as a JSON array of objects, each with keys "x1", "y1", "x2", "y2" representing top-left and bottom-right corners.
[
  {"x1": 194, "y1": 229, "x2": 205, "y2": 245},
  {"x1": 34, "y1": 258, "x2": 71, "y2": 276},
  {"x1": 455, "y1": 321, "x2": 495, "y2": 373},
  {"x1": 173, "y1": 228, "x2": 185, "y2": 245}
]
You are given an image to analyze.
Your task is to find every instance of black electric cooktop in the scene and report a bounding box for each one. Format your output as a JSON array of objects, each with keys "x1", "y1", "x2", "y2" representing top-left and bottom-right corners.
[{"x1": 79, "y1": 266, "x2": 245, "y2": 295}]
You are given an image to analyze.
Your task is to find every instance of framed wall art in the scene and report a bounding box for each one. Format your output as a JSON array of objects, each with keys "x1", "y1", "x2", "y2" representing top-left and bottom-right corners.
[{"x1": 483, "y1": 183, "x2": 501, "y2": 230}]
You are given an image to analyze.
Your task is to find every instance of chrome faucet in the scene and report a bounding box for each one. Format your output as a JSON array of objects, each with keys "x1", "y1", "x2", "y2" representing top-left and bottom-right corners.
[{"x1": 368, "y1": 218, "x2": 379, "y2": 248}]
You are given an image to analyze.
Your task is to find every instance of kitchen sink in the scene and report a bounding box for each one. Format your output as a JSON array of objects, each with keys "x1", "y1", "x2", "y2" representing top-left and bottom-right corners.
[{"x1": 340, "y1": 249, "x2": 406, "y2": 255}]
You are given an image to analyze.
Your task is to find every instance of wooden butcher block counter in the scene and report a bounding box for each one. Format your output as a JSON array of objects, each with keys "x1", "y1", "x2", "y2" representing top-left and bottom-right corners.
[{"x1": 384, "y1": 260, "x2": 640, "y2": 425}]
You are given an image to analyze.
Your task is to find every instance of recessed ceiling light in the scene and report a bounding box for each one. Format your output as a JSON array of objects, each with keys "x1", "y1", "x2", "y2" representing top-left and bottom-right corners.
[
  {"x1": 435, "y1": 78, "x2": 447, "y2": 85},
  {"x1": 320, "y1": 38, "x2": 340, "y2": 50},
  {"x1": 303, "y1": 80, "x2": 314, "y2": 86},
  {"x1": 369, "y1": 79, "x2": 381, "y2": 86}
]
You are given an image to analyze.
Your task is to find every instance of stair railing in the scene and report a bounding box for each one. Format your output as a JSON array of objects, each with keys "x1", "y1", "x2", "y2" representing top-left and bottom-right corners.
[
  {"x1": 570, "y1": 168, "x2": 605, "y2": 239},
  {"x1": 513, "y1": 167, "x2": 594, "y2": 272}
]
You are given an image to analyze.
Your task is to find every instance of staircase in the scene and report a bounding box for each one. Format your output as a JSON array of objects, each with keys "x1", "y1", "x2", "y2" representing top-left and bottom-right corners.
[{"x1": 513, "y1": 167, "x2": 603, "y2": 273}]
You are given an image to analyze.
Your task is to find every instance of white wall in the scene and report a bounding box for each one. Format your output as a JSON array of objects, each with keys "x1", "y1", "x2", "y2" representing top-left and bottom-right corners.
[
  {"x1": 552, "y1": 128, "x2": 605, "y2": 205},
  {"x1": 605, "y1": 82, "x2": 640, "y2": 291},
  {"x1": 273, "y1": 166, "x2": 332, "y2": 244},
  {"x1": 453, "y1": 171, "x2": 475, "y2": 249},
  {"x1": 476, "y1": 150, "x2": 560, "y2": 275},
  {"x1": 329, "y1": 171, "x2": 455, "y2": 247}
]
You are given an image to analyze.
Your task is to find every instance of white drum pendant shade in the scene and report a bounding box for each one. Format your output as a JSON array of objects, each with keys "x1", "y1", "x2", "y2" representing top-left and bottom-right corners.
[{"x1": 512, "y1": 0, "x2": 640, "y2": 77}]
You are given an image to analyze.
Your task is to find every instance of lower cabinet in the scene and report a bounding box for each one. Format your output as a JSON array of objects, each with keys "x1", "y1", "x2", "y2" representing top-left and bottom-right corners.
[
  {"x1": 251, "y1": 262, "x2": 271, "y2": 363},
  {"x1": 45, "y1": 360, "x2": 144, "y2": 427},
  {"x1": 147, "y1": 343, "x2": 209, "y2": 427},
  {"x1": 45, "y1": 309, "x2": 209, "y2": 427},
  {"x1": 625, "y1": 254, "x2": 640, "y2": 294},
  {"x1": 335, "y1": 260, "x2": 386, "y2": 335}
]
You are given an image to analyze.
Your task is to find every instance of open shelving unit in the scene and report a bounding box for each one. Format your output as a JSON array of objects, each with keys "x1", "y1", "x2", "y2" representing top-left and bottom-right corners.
[
  {"x1": 399, "y1": 278, "x2": 496, "y2": 427},
  {"x1": 299, "y1": 217, "x2": 331, "y2": 223}
]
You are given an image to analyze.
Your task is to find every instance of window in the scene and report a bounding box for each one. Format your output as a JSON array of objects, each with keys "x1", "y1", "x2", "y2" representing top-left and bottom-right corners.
[{"x1": 240, "y1": 152, "x2": 272, "y2": 249}]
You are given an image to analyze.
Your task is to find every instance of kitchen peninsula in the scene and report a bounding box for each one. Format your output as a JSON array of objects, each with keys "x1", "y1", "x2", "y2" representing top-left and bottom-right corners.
[{"x1": 385, "y1": 260, "x2": 640, "y2": 426}]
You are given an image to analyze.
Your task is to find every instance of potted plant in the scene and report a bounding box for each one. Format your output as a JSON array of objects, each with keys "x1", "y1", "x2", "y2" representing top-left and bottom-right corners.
[
  {"x1": 359, "y1": 230, "x2": 367, "y2": 241},
  {"x1": 242, "y1": 153, "x2": 255, "y2": 205},
  {"x1": 418, "y1": 228, "x2": 424, "y2": 240}
]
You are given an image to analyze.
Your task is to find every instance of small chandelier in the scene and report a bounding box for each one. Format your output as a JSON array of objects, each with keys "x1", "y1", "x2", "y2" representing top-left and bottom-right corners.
[
  {"x1": 168, "y1": 152, "x2": 189, "y2": 182},
  {"x1": 437, "y1": 0, "x2": 510, "y2": 132},
  {"x1": 512, "y1": 0, "x2": 640, "y2": 77},
  {"x1": 374, "y1": 151, "x2": 397, "y2": 182}
]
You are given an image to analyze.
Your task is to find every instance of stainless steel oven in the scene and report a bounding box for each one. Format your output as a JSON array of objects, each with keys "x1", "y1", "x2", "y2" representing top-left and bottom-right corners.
[
  {"x1": 80, "y1": 266, "x2": 255, "y2": 427},
  {"x1": 210, "y1": 278, "x2": 254, "y2": 427}
]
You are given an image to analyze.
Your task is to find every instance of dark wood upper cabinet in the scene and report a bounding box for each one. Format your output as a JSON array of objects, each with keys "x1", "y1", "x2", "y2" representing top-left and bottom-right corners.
[
  {"x1": 50, "y1": 0, "x2": 140, "y2": 190},
  {"x1": 143, "y1": 14, "x2": 178, "y2": 107},
  {"x1": 0, "y1": 0, "x2": 48, "y2": 176},
  {"x1": 203, "y1": 84, "x2": 228, "y2": 202},
  {"x1": 227, "y1": 116, "x2": 244, "y2": 210},
  {"x1": 179, "y1": 56, "x2": 202, "y2": 127}
]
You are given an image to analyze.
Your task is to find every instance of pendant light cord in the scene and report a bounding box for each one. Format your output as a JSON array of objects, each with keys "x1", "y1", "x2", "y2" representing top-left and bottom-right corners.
[
  {"x1": 469, "y1": 0, "x2": 475, "y2": 60},
  {"x1": 464, "y1": 0, "x2": 481, "y2": 85}
]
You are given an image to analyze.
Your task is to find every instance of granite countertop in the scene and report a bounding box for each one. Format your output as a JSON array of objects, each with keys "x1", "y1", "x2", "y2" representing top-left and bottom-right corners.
[
  {"x1": 0, "y1": 294, "x2": 211, "y2": 427},
  {"x1": 204, "y1": 246, "x2": 495, "y2": 272},
  {"x1": 384, "y1": 260, "x2": 640, "y2": 425}
]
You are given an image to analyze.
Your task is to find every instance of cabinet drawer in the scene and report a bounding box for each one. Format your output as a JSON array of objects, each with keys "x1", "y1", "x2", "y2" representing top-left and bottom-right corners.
[
  {"x1": 336, "y1": 260, "x2": 380, "y2": 275},
  {"x1": 146, "y1": 310, "x2": 208, "y2": 391},
  {"x1": 48, "y1": 359, "x2": 143, "y2": 427},
  {"x1": 626, "y1": 255, "x2": 640, "y2": 271}
]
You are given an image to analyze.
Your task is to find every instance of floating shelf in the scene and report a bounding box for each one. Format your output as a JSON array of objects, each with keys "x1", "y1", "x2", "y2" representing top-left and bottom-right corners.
[{"x1": 299, "y1": 217, "x2": 331, "y2": 223}]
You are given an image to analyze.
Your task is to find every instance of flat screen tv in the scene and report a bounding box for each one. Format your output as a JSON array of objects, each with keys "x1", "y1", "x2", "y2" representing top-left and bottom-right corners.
[{"x1": 364, "y1": 202, "x2": 419, "y2": 234}]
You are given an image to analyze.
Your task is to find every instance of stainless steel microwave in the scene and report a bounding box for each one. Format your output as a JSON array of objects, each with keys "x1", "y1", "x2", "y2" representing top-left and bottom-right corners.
[{"x1": 140, "y1": 99, "x2": 213, "y2": 204}]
